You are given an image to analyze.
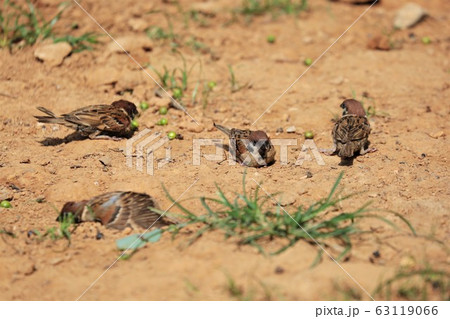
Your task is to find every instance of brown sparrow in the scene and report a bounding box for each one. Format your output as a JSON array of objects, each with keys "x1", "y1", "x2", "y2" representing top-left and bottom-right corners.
[
  {"x1": 322, "y1": 99, "x2": 376, "y2": 161},
  {"x1": 214, "y1": 123, "x2": 276, "y2": 167},
  {"x1": 35, "y1": 100, "x2": 139, "y2": 139},
  {"x1": 58, "y1": 191, "x2": 175, "y2": 230}
]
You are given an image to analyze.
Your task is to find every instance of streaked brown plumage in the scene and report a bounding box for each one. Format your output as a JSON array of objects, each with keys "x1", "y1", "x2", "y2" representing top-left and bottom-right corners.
[
  {"x1": 214, "y1": 123, "x2": 276, "y2": 167},
  {"x1": 322, "y1": 99, "x2": 375, "y2": 161},
  {"x1": 35, "y1": 100, "x2": 139, "y2": 139},
  {"x1": 58, "y1": 191, "x2": 176, "y2": 230}
]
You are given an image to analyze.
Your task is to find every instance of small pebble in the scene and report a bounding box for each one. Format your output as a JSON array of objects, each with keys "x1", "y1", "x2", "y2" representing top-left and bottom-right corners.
[
  {"x1": 99, "y1": 156, "x2": 112, "y2": 167},
  {"x1": 394, "y1": 3, "x2": 427, "y2": 30},
  {"x1": 275, "y1": 266, "x2": 285, "y2": 274},
  {"x1": 286, "y1": 126, "x2": 296, "y2": 133},
  {"x1": 329, "y1": 76, "x2": 344, "y2": 85},
  {"x1": 186, "y1": 123, "x2": 204, "y2": 133},
  {"x1": 96, "y1": 230, "x2": 104, "y2": 240},
  {"x1": 429, "y1": 131, "x2": 444, "y2": 139},
  {"x1": 278, "y1": 194, "x2": 296, "y2": 207},
  {"x1": 34, "y1": 42, "x2": 72, "y2": 66}
]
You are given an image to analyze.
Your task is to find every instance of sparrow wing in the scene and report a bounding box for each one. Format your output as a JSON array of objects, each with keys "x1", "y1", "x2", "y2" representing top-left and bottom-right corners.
[
  {"x1": 333, "y1": 116, "x2": 370, "y2": 143},
  {"x1": 231, "y1": 129, "x2": 253, "y2": 156},
  {"x1": 62, "y1": 105, "x2": 110, "y2": 127},
  {"x1": 98, "y1": 108, "x2": 132, "y2": 133},
  {"x1": 62, "y1": 104, "x2": 132, "y2": 135},
  {"x1": 120, "y1": 192, "x2": 175, "y2": 229},
  {"x1": 86, "y1": 192, "x2": 125, "y2": 226},
  {"x1": 87, "y1": 192, "x2": 174, "y2": 230}
]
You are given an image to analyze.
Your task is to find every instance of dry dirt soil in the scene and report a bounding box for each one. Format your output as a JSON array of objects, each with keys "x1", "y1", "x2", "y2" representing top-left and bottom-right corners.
[{"x1": 0, "y1": 0, "x2": 449, "y2": 300}]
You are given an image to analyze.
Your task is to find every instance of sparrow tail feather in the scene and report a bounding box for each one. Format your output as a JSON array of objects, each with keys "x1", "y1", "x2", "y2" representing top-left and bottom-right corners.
[
  {"x1": 339, "y1": 143, "x2": 354, "y2": 158},
  {"x1": 36, "y1": 106, "x2": 56, "y2": 117},
  {"x1": 213, "y1": 123, "x2": 231, "y2": 137},
  {"x1": 34, "y1": 106, "x2": 66, "y2": 124}
]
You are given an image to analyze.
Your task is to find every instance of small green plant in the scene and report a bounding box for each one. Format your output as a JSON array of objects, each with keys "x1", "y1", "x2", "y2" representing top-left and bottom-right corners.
[
  {"x1": 186, "y1": 10, "x2": 211, "y2": 27},
  {"x1": 146, "y1": 26, "x2": 174, "y2": 41},
  {"x1": 224, "y1": 273, "x2": 280, "y2": 300},
  {"x1": 185, "y1": 36, "x2": 210, "y2": 53},
  {"x1": 239, "y1": 0, "x2": 308, "y2": 17},
  {"x1": 160, "y1": 172, "x2": 415, "y2": 259},
  {"x1": 0, "y1": 0, "x2": 62, "y2": 49},
  {"x1": 200, "y1": 80, "x2": 215, "y2": 108},
  {"x1": 226, "y1": 274, "x2": 249, "y2": 300},
  {"x1": 0, "y1": 228, "x2": 15, "y2": 237},
  {"x1": 228, "y1": 64, "x2": 249, "y2": 93},
  {"x1": 189, "y1": 61, "x2": 214, "y2": 108},
  {"x1": 45, "y1": 212, "x2": 76, "y2": 243},
  {"x1": 332, "y1": 282, "x2": 362, "y2": 301},
  {"x1": 373, "y1": 268, "x2": 449, "y2": 301},
  {"x1": 145, "y1": 13, "x2": 179, "y2": 51},
  {"x1": 0, "y1": 1, "x2": 98, "y2": 52},
  {"x1": 148, "y1": 52, "x2": 201, "y2": 103},
  {"x1": 53, "y1": 32, "x2": 99, "y2": 53}
]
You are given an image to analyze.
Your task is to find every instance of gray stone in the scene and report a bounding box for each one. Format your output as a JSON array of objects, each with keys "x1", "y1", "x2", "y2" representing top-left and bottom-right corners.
[
  {"x1": 34, "y1": 42, "x2": 72, "y2": 66},
  {"x1": 394, "y1": 3, "x2": 427, "y2": 29}
]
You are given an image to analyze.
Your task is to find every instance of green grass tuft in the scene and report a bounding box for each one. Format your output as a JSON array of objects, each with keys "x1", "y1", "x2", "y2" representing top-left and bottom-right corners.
[
  {"x1": 45, "y1": 212, "x2": 76, "y2": 243},
  {"x1": 373, "y1": 268, "x2": 449, "y2": 301},
  {"x1": 148, "y1": 52, "x2": 214, "y2": 107},
  {"x1": 0, "y1": 0, "x2": 99, "y2": 52},
  {"x1": 239, "y1": 0, "x2": 308, "y2": 17},
  {"x1": 159, "y1": 172, "x2": 415, "y2": 261},
  {"x1": 53, "y1": 32, "x2": 99, "y2": 53},
  {"x1": 228, "y1": 64, "x2": 249, "y2": 93}
]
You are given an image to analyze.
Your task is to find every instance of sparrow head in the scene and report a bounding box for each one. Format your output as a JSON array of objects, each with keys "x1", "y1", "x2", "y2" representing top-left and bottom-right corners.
[
  {"x1": 340, "y1": 99, "x2": 366, "y2": 117},
  {"x1": 112, "y1": 100, "x2": 139, "y2": 119},
  {"x1": 249, "y1": 131, "x2": 276, "y2": 166},
  {"x1": 57, "y1": 201, "x2": 86, "y2": 223}
]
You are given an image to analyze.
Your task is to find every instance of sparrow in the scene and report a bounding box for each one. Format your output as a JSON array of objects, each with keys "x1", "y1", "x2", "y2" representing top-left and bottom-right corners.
[
  {"x1": 57, "y1": 191, "x2": 176, "y2": 230},
  {"x1": 35, "y1": 100, "x2": 139, "y2": 139},
  {"x1": 214, "y1": 123, "x2": 276, "y2": 167},
  {"x1": 322, "y1": 99, "x2": 376, "y2": 162}
]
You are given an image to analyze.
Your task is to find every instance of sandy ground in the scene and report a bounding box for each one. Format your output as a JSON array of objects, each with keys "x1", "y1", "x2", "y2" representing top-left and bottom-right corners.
[{"x1": 0, "y1": 0, "x2": 449, "y2": 300}]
